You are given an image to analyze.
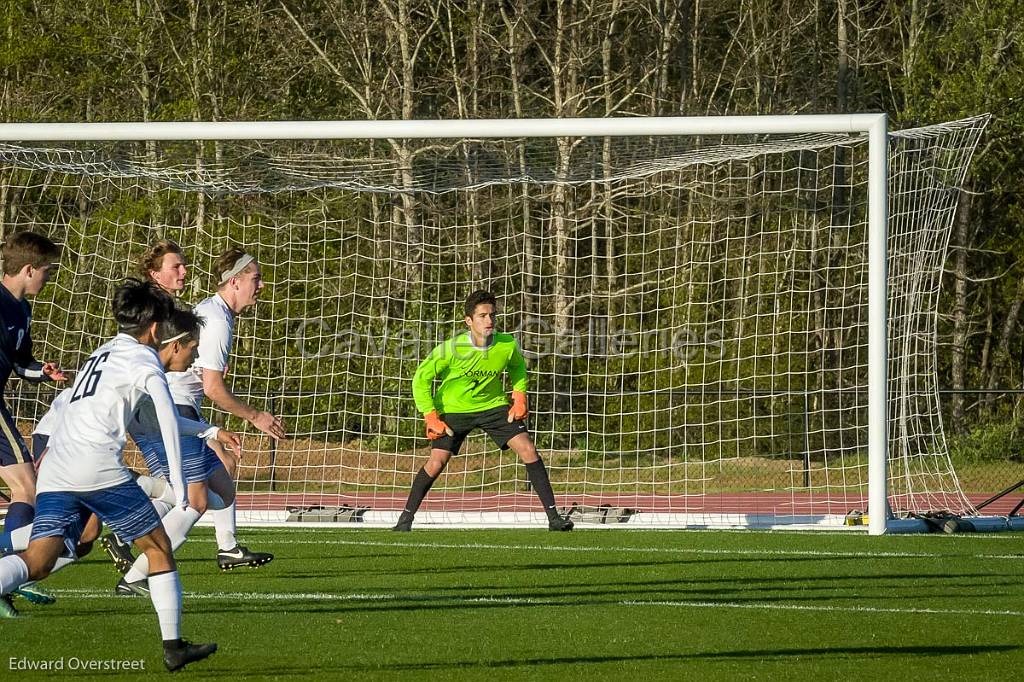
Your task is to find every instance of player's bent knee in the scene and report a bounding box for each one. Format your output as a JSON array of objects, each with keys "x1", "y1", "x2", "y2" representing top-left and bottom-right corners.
[
  {"x1": 136, "y1": 534, "x2": 175, "y2": 573},
  {"x1": 75, "y1": 541, "x2": 94, "y2": 558},
  {"x1": 425, "y1": 451, "x2": 452, "y2": 477},
  {"x1": 21, "y1": 547, "x2": 58, "y2": 581}
]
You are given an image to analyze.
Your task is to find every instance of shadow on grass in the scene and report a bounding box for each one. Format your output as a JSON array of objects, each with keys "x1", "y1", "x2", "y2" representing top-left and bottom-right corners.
[
  {"x1": 194, "y1": 645, "x2": 1020, "y2": 676},
  {"x1": 186, "y1": 585, "x2": 1021, "y2": 617}
]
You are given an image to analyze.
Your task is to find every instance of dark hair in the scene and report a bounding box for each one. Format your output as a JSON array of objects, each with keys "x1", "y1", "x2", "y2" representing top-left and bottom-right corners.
[
  {"x1": 2, "y1": 231, "x2": 61, "y2": 276},
  {"x1": 464, "y1": 290, "x2": 497, "y2": 318},
  {"x1": 112, "y1": 279, "x2": 175, "y2": 337},
  {"x1": 137, "y1": 239, "x2": 184, "y2": 281},
  {"x1": 158, "y1": 307, "x2": 204, "y2": 346}
]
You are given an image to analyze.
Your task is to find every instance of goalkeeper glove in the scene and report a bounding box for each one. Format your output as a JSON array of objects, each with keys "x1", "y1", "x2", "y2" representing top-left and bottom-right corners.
[
  {"x1": 424, "y1": 411, "x2": 454, "y2": 440},
  {"x1": 507, "y1": 391, "x2": 529, "y2": 422}
]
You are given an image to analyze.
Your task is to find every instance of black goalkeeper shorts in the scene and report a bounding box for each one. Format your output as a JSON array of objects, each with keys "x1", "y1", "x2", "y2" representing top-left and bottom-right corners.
[{"x1": 431, "y1": 406, "x2": 528, "y2": 456}]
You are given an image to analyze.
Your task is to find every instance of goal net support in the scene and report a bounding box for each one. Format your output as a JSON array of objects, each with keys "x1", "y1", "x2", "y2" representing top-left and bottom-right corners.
[{"x1": 0, "y1": 115, "x2": 990, "y2": 534}]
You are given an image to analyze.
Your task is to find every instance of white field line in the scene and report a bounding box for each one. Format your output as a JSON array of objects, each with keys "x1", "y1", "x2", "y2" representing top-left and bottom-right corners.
[
  {"x1": 621, "y1": 600, "x2": 1024, "y2": 618},
  {"x1": 183, "y1": 536, "x2": 1024, "y2": 561},
  {"x1": 46, "y1": 588, "x2": 1024, "y2": 618}
]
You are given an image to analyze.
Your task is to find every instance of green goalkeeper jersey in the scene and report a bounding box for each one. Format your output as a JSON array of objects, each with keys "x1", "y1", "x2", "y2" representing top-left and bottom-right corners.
[{"x1": 412, "y1": 332, "x2": 528, "y2": 415}]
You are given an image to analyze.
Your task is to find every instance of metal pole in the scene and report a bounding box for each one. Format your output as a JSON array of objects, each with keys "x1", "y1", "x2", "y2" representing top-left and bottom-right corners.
[{"x1": 867, "y1": 115, "x2": 889, "y2": 536}]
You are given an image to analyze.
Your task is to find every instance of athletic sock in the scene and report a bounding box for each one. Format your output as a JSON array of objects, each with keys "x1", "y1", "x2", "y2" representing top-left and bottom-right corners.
[
  {"x1": 151, "y1": 500, "x2": 172, "y2": 519},
  {"x1": 402, "y1": 467, "x2": 439, "y2": 516},
  {"x1": 0, "y1": 554, "x2": 29, "y2": 593},
  {"x1": 525, "y1": 458, "x2": 559, "y2": 520},
  {"x1": 0, "y1": 525, "x2": 31, "y2": 554},
  {"x1": 124, "y1": 507, "x2": 202, "y2": 583},
  {"x1": 3, "y1": 502, "x2": 34, "y2": 534},
  {"x1": 211, "y1": 503, "x2": 237, "y2": 551},
  {"x1": 49, "y1": 555, "x2": 76, "y2": 575},
  {"x1": 148, "y1": 570, "x2": 182, "y2": 641}
]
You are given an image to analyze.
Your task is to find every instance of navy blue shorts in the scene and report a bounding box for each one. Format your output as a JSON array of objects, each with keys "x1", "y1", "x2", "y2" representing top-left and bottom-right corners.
[
  {"x1": 130, "y1": 403, "x2": 223, "y2": 483},
  {"x1": 0, "y1": 401, "x2": 32, "y2": 467},
  {"x1": 30, "y1": 480, "x2": 162, "y2": 556}
]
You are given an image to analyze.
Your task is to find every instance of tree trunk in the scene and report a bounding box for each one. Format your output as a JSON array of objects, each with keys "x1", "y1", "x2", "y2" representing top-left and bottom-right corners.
[{"x1": 949, "y1": 185, "x2": 973, "y2": 432}]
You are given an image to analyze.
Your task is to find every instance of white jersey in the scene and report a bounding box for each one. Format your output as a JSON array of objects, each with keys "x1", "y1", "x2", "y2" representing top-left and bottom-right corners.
[
  {"x1": 33, "y1": 388, "x2": 72, "y2": 437},
  {"x1": 171, "y1": 293, "x2": 233, "y2": 409},
  {"x1": 38, "y1": 335, "x2": 183, "y2": 496}
]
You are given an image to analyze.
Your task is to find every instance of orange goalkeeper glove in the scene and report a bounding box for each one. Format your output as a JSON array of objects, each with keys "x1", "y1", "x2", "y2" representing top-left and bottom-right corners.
[
  {"x1": 507, "y1": 391, "x2": 529, "y2": 422},
  {"x1": 424, "y1": 411, "x2": 453, "y2": 440}
]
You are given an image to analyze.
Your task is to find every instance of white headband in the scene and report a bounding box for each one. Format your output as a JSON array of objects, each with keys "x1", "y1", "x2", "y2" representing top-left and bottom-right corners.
[
  {"x1": 219, "y1": 254, "x2": 255, "y2": 284},
  {"x1": 160, "y1": 331, "x2": 190, "y2": 346}
]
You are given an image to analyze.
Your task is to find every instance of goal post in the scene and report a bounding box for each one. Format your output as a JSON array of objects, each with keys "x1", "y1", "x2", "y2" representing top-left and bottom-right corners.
[{"x1": 0, "y1": 114, "x2": 989, "y2": 534}]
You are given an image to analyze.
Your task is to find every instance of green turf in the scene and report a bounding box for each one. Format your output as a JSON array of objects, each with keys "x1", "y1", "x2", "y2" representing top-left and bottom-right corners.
[{"x1": 4, "y1": 527, "x2": 1023, "y2": 680}]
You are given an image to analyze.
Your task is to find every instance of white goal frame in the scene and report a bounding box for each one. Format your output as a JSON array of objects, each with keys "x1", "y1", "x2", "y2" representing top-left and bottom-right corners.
[{"x1": 0, "y1": 114, "x2": 891, "y2": 535}]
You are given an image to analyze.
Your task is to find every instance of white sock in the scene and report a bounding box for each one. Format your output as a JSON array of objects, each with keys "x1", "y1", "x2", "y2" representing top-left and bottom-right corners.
[
  {"x1": 124, "y1": 507, "x2": 201, "y2": 583},
  {"x1": 8, "y1": 525, "x2": 31, "y2": 552},
  {"x1": 136, "y1": 474, "x2": 163, "y2": 498},
  {"x1": 147, "y1": 570, "x2": 181, "y2": 641},
  {"x1": 211, "y1": 503, "x2": 237, "y2": 551},
  {"x1": 50, "y1": 555, "x2": 76, "y2": 574},
  {"x1": 10, "y1": 555, "x2": 77, "y2": 591},
  {"x1": 0, "y1": 555, "x2": 29, "y2": 594},
  {"x1": 151, "y1": 499, "x2": 172, "y2": 519}
]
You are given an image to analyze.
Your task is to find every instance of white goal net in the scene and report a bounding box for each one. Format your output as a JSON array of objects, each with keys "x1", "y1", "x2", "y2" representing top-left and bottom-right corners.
[{"x1": 0, "y1": 115, "x2": 988, "y2": 529}]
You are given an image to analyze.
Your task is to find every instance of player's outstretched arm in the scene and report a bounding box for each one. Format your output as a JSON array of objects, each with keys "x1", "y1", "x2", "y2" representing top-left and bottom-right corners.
[
  {"x1": 11, "y1": 323, "x2": 65, "y2": 382},
  {"x1": 202, "y1": 368, "x2": 286, "y2": 440},
  {"x1": 175, "y1": 413, "x2": 243, "y2": 460}
]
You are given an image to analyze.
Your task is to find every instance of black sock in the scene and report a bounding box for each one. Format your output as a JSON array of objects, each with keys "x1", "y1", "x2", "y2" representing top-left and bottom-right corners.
[
  {"x1": 525, "y1": 458, "x2": 559, "y2": 520},
  {"x1": 402, "y1": 467, "x2": 438, "y2": 516},
  {"x1": 163, "y1": 639, "x2": 183, "y2": 649}
]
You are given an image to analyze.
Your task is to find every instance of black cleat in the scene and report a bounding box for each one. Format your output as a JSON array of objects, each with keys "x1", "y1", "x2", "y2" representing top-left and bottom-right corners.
[
  {"x1": 163, "y1": 639, "x2": 218, "y2": 672},
  {"x1": 392, "y1": 511, "x2": 414, "y2": 532},
  {"x1": 548, "y1": 515, "x2": 574, "y2": 531},
  {"x1": 100, "y1": 533, "x2": 135, "y2": 574},
  {"x1": 115, "y1": 577, "x2": 150, "y2": 597},
  {"x1": 217, "y1": 545, "x2": 274, "y2": 571}
]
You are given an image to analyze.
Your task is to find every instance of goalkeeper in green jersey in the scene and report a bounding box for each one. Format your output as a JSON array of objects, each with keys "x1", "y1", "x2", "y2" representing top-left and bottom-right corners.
[{"x1": 393, "y1": 290, "x2": 574, "y2": 532}]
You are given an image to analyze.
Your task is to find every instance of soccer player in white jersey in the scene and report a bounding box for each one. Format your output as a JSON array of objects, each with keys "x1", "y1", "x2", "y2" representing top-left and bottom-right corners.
[
  {"x1": 0, "y1": 280, "x2": 236, "y2": 671},
  {"x1": 171, "y1": 246, "x2": 285, "y2": 569},
  {"x1": 116, "y1": 306, "x2": 242, "y2": 594},
  {"x1": 0, "y1": 388, "x2": 178, "y2": 615}
]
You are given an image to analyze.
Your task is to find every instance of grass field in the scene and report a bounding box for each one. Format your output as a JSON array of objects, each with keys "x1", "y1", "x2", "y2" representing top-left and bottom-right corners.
[{"x1": 4, "y1": 527, "x2": 1024, "y2": 680}]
